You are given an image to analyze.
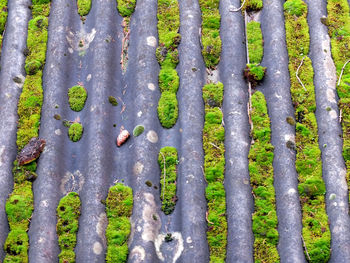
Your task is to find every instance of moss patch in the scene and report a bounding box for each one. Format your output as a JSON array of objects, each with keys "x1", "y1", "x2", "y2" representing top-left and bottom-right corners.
[
  {"x1": 244, "y1": 63, "x2": 266, "y2": 86},
  {"x1": 241, "y1": 0, "x2": 263, "y2": 12},
  {"x1": 247, "y1": 21, "x2": 263, "y2": 64},
  {"x1": 249, "y1": 91, "x2": 279, "y2": 262},
  {"x1": 199, "y1": 0, "x2": 221, "y2": 69},
  {"x1": 158, "y1": 147, "x2": 178, "y2": 215},
  {"x1": 133, "y1": 125, "x2": 144, "y2": 137},
  {"x1": 105, "y1": 183, "x2": 133, "y2": 263},
  {"x1": 157, "y1": 0, "x2": 180, "y2": 129},
  {"x1": 68, "y1": 123, "x2": 83, "y2": 142},
  {"x1": 77, "y1": 0, "x2": 91, "y2": 16},
  {"x1": 116, "y1": 0, "x2": 136, "y2": 17},
  {"x1": 109, "y1": 96, "x2": 118, "y2": 106},
  {"x1": 4, "y1": 2, "x2": 50, "y2": 261},
  {"x1": 0, "y1": 0, "x2": 8, "y2": 59},
  {"x1": 56, "y1": 192, "x2": 81, "y2": 263},
  {"x1": 284, "y1": 1, "x2": 330, "y2": 261},
  {"x1": 202, "y1": 82, "x2": 226, "y2": 262},
  {"x1": 68, "y1": 85, "x2": 87, "y2": 112}
]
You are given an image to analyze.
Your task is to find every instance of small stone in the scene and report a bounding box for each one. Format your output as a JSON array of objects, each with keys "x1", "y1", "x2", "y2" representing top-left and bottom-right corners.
[{"x1": 116, "y1": 130, "x2": 130, "y2": 147}]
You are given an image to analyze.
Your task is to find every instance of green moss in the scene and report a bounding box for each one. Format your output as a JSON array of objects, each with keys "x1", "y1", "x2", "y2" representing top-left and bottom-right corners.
[
  {"x1": 249, "y1": 91, "x2": 279, "y2": 262},
  {"x1": 327, "y1": 0, "x2": 350, "y2": 207},
  {"x1": 105, "y1": 183, "x2": 133, "y2": 263},
  {"x1": 284, "y1": 1, "x2": 330, "y2": 261},
  {"x1": 241, "y1": 0, "x2": 263, "y2": 12},
  {"x1": 109, "y1": 96, "x2": 118, "y2": 106},
  {"x1": 247, "y1": 21, "x2": 263, "y2": 64},
  {"x1": 203, "y1": 82, "x2": 226, "y2": 262},
  {"x1": 199, "y1": 0, "x2": 221, "y2": 69},
  {"x1": 133, "y1": 125, "x2": 144, "y2": 137},
  {"x1": 68, "y1": 85, "x2": 87, "y2": 112},
  {"x1": 68, "y1": 123, "x2": 83, "y2": 142},
  {"x1": 244, "y1": 64, "x2": 266, "y2": 86},
  {"x1": 5, "y1": 2, "x2": 50, "y2": 261},
  {"x1": 158, "y1": 67, "x2": 179, "y2": 93},
  {"x1": 116, "y1": 0, "x2": 136, "y2": 17},
  {"x1": 0, "y1": 0, "x2": 8, "y2": 58},
  {"x1": 157, "y1": 92, "x2": 178, "y2": 129},
  {"x1": 56, "y1": 192, "x2": 81, "y2": 263},
  {"x1": 77, "y1": 0, "x2": 91, "y2": 16},
  {"x1": 158, "y1": 147, "x2": 178, "y2": 215}
]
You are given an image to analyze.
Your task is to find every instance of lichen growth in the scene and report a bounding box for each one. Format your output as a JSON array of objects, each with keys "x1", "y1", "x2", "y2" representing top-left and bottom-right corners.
[
  {"x1": 105, "y1": 183, "x2": 133, "y2": 263},
  {"x1": 158, "y1": 147, "x2": 178, "y2": 215},
  {"x1": 77, "y1": 0, "x2": 91, "y2": 16},
  {"x1": 327, "y1": 0, "x2": 350, "y2": 206},
  {"x1": 4, "y1": 2, "x2": 50, "y2": 261},
  {"x1": 68, "y1": 85, "x2": 87, "y2": 112},
  {"x1": 199, "y1": 0, "x2": 221, "y2": 69},
  {"x1": 133, "y1": 125, "x2": 144, "y2": 137},
  {"x1": 56, "y1": 192, "x2": 81, "y2": 263},
  {"x1": 202, "y1": 82, "x2": 226, "y2": 262},
  {"x1": 157, "y1": 0, "x2": 180, "y2": 128},
  {"x1": 68, "y1": 123, "x2": 83, "y2": 142},
  {"x1": 249, "y1": 91, "x2": 279, "y2": 262},
  {"x1": 284, "y1": 1, "x2": 330, "y2": 261}
]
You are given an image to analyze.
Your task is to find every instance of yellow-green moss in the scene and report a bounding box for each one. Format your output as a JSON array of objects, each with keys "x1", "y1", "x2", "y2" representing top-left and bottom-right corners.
[
  {"x1": 157, "y1": 0, "x2": 180, "y2": 128},
  {"x1": 77, "y1": 0, "x2": 91, "y2": 16},
  {"x1": 68, "y1": 85, "x2": 87, "y2": 112},
  {"x1": 105, "y1": 183, "x2": 133, "y2": 263},
  {"x1": 158, "y1": 147, "x2": 178, "y2": 215},
  {"x1": 247, "y1": 21, "x2": 263, "y2": 64},
  {"x1": 0, "y1": 0, "x2": 8, "y2": 58},
  {"x1": 202, "y1": 82, "x2": 226, "y2": 262},
  {"x1": 284, "y1": 1, "x2": 330, "y2": 261},
  {"x1": 4, "y1": 2, "x2": 51, "y2": 261},
  {"x1": 68, "y1": 123, "x2": 83, "y2": 142},
  {"x1": 327, "y1": 0, "x2": 350, "y2": 205},
  {"x1": 199, "y1": 0, "x2": 221, "y2": 69},
  {"x1": 56, "y1": 192, "x2": 81, "y2": 263},
  {"x1": 249, "y1": 91, "x2": 279, "y2": 262},
  {"x1": 116, "y1": 0, "x2": 136, "y2": 17},
  {"x1": 241, "y1": 0, "x2": 263, "y2": 12}
]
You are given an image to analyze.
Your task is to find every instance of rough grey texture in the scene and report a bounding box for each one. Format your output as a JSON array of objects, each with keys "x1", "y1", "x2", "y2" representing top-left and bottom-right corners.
[
  {"x1": 0, "y1": 0, "x2": 31, "y2": 261},
  {"x1": 261, "y1": 0, "x2": 306, "y2": 262},
  {"x1": 306, "y1": 0, "x2": 350, "y2": 262}
]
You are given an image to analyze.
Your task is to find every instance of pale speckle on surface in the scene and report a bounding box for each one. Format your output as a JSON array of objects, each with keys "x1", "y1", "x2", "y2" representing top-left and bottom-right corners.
[
  {"x1": 0, "y1": 145, "x2": 5, "y2": 167},
  {"x1": 87, "y1": 74, "x2": 92, "y2": 81},
  {"x1": 155, "y1": 232, "x2": 184, "y2": 263},
  {"x1": 288, "y1": 188, "x2": 296, "y2": 195},
  {"x1": 55, "y1": 129, "x2": 62, "y2": 136},
  {"x1": 41, "y1": 200, "x2": 49, "y2": 208},
  {"x1": 129, "y1": 246, "x2": 146, "y2": 262},
  {"x1": 137, "y1": 226, "x2": 142, "y2": 232},
  {"x1": 68, "y1": 47, "x2": 73, "y2": 54},
  {"x1": 133, "y1": 162, "x2": 144, "y2": 175},
  {"x1": 148, "y1": 83, "x2": 155, "y2": 91},
  {"x1": 137, "y1": 111, "x2": 142, "y2": 117},
  {"x1": 90, "y1": 105, "x2": 96, "y2": 112},
  {"x1": 284, "y1": 134, "x2": 295, "y2": 142},
  {"x1": 329, "y1": 193, "x2": 336, "y2": 200},
  {"x1": 93, "y1": 241, "x2": 102, "y2": 255},
  {"x1": 327, "y1": 88, "x2": 336, "y2": 103},
  {"x1": 186, "y1": 236, "x2": 192, "y2": 244},
  {"x1": 141, "y1": 193, "x2": 161, "y2": 242},
  {"x1": 146, "y1": 36, "x2": 157, "y2": 47},
  {"x1": 147, "y1": 130, "x2": 158, "y2": 143},
  {"x1": 329, "y1": 109, "x2": 337, "y2": 119}
]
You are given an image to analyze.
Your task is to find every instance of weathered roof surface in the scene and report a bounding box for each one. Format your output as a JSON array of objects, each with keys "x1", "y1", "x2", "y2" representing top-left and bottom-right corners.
[{"x1": 1, "y1": 0, "x2": 350, "y2": 262}]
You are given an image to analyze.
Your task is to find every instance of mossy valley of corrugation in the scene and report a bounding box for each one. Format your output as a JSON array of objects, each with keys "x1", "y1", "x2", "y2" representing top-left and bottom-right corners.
[
  {"x1": 4, "y1": 1, "x2": 51, "y2": 262},
  {"x1": 77, "y1": 0, "x2": 91, "y2": 16},
  {"x1": 284, "y1": 0, "x2": 330, "y2": 261},
  {"x1": 327, "y1": 0, "x2": 350, "y2": 204},
  {"x1": 156, "y1": 0, "x2": 180, "y2": 128},
  {"x1": 0, "y1": 0, "x2": 8, "y2": 58},
  {"x1": 56, "y1": 192, "x2": 81, "y2": 263},
  {"x1": 105, "y1": 183, "x2": 133, "y2": 263},
  {"x1": 158, "y1": 147, "x2": 178, "y2": 215}
]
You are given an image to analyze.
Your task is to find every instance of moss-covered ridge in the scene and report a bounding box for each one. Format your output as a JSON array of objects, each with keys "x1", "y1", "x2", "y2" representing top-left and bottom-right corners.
[
  {"x1": 4, "y1": 1, "x2": 51, "y2": 262},
  {"x1": 327, "y1": 0, "x2": 350, "y2": 204},
  {"x1": 56, "y1": 192, "x2": 81, "y2": 263},
  {"x1": 249, "y1": 91, "x2": 279, "y2": 262},
  {"x1": 199, "y1": 0, "x2": 221, "y2": 69},
  {"x1": 202, "y1": 82, "x2": 226, "y2": 263},
  {"x1": 158, "y1": 147, "x2": 178, "y2": 215},
  {"x1": 105, "y1": 183, "x2": 133, "y2": 263},
  {"x1": 0, "y1": 0, "x2": 8, "y2": 58},
  {"x1": 284, "y1": 1, "x2": 330, "y2": 261},
  {"x1": 156, "y1": 0, "x2": 180, "y2": 128}
]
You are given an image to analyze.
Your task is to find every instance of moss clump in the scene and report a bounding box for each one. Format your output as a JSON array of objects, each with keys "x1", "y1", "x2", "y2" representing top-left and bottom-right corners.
[
  {"x1": 249, "y1": 91, "x2": 279, "y2": 262},
  {"x1": 68, "y1": 123, "x2": 83, "y2": 142},
  {"x1": 109, "y1": 96, "x2": 118, "y2": 106},
  {"x1": 158, "y1": 147, "x2": 178, "y2": 215},
  {"x1": 77, "y1": 0, "x2": 91, "y2": 16},
  {"x1": 247, "y1": 21, "x2": 263, "y2": 64},
  {"x1": 157, "y1": 0, "x2": 180, "y2": 129},
  {"x1": 327, "y1": 0, "x2": 350, "y2": 206},
  {"x1": 0, "y1": 0, "x2": 8, "y2": 58},
  {"x1": 133, "y1": 125, "x2": 144, "y2": 137},
  {"x1": 56, "y1": 192, "x2": 81, "y2": 263},
  {"x1": 157, "y1": 92, "x2": 178, "y2": 129},
  {"x1": 244, "y1": 64, "x2": 266, "y2": 86},
  {"x1": 203, "y1": 82, "x2": 226, "y2": 262},
  {"x1": 284, "y1": 1, "x2": 330, "y2": 261},
  {"x1": 241, "y1": 0, "x2": 263, "y2": 12},
  {"x1": 68, "y1": 85, "x2": 87, "y2": 112},
  {"x1": 116, "y1": 0, "x2": 136, "y2": 17},
  {"x1": 105, "y1": 183, "x2": 133, "y2": 263},
  {"x1": 199, "y1": 0, "x2": 221, "y2": 69}
]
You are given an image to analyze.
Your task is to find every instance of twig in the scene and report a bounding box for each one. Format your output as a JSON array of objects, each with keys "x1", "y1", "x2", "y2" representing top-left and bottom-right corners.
[
  {"x1": 301, "y1": 235, "x2": 311, "y2": 261},
  {"x1": 201, "y1": 166, "x2": 208, "y2": 183},
  {"x1": 160, "y1": 151, "x2": 166, "y2": 201},
  {"x1": 296, "y1": 56, "x2": 307, "y2": 92},
  {"x1": 209, "y1": 142, "x2": 221, "y2": 150},
  {"x1": 206, "y1": 211, "x2": 214, "y2": 224},
  {"x1": 229, "y1": 0, "x2": 246, "y2": 12},
  {"x1": 340, "y1": 109, "x2": 343, "y2": 123},
  {"x1": 337, "y1": 59, "x2": 350, "y2": 86}
]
